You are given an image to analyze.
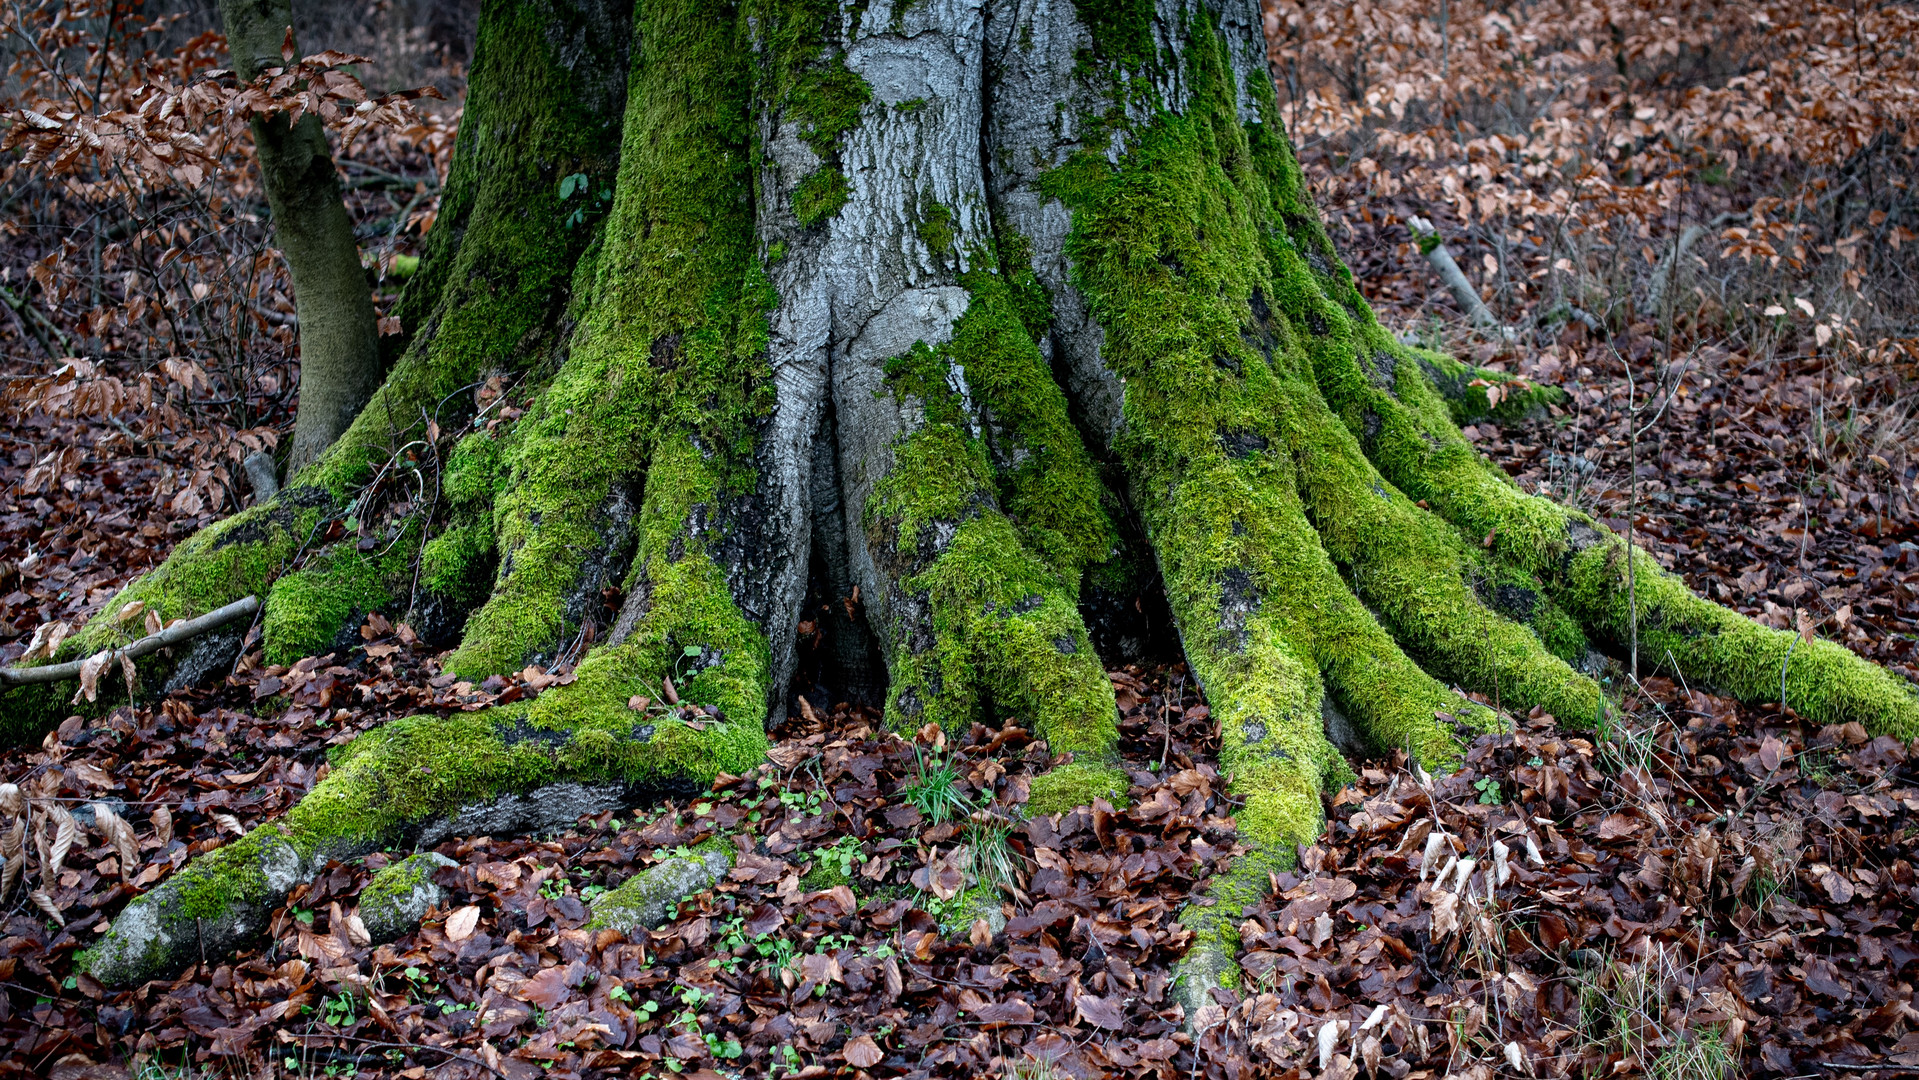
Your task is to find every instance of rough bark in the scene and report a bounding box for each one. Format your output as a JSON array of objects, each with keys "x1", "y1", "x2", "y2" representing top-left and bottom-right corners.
[
  {"x1": 0, "y1": 0, "x2": 1902, "y2": 995},
  {"x1": 220, "y1": 0, "x2": 384, "y2": 476}
]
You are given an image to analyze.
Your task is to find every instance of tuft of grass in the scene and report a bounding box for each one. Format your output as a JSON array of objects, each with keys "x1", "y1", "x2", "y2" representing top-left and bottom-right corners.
[
  {"x1": 1002, "y1": 1058, "x2": 1059, "y2": 1080},
  {"x1": 1651, "y1": 1026, "x2": 1737, "y2": 1080},
  {"x1": 1569, "y1": 944, "x2": 1734, "y2": 1080},
  {"x1": 901, "y1": 746, "x2": 973, "y2": 826},
  {"x1": 963, "y1": 817, "x2": 1018, "y2": 895}
]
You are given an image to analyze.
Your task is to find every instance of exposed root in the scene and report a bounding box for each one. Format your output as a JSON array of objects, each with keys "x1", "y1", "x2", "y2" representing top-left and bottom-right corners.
[
  {"x1": 586, "y1": 841, "x2": 734, "y2": 934},
  {"x1": 81, "y1": 688, "x2": 761, "y2": 984}
]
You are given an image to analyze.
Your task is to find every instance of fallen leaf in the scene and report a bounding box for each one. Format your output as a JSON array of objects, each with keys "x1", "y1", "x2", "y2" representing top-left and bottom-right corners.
[
  {"x1": 842, "y1": 1035, "x2": 883, "y2": 1069},
  {"x1": 445, "y1": 904, "x2": 481, "y2": 942}
]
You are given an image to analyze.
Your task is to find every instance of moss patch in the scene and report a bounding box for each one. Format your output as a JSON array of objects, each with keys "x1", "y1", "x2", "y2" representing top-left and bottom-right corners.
[
  {"x1": 452, "y1": 0, "x2": 775, "y2": 683},
  {"x1": 1026, "y1": 759, "x2": 1129, "y2": 816},
  {"x1": 263, "y1": 525, "x2": 417, "y2": 666},
  {"x1": 860, "y1": 251, "x2": 1122, "y2": 777}
]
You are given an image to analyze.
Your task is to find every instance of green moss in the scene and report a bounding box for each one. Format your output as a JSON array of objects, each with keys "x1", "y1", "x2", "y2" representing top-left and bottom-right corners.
[
  {"x1": 916, "y1": 199, "x2": 955, "y2": 257},
  {"x1": 792, "y1": 166, "x2": 850, "y2": 228},
  {"x1": 419, "y1": 520, "x2": 495, "y2": 607},
  {"x1": 799, "y1": 859, "x2": 853, "y2": 892},
  {"x1": 170, "y1": 831, "x2": 275, "y2": 919},
  {"x1": 443, "y1": 431, "x2": 503, "y2": 507},
  {"x1": 360, "y1": 852, "x2": 440, "y2": 911},
  {"x1": 358, "y1": 851, "x2": 454, "y2": 942},
  {"x1": 940, "y1": 884, "x2": 1003, "y2": 936},
  {"x1": 263, "y1": 529, "x2": 416, "y2": 666},
  {"x1": 861, "y1": 259, "x2": 1122, "y2": 777},
  {"x1": 452, "y1": 0, "x2": 774, "y2": 680},
  {"x1": 587, "y1": 842, "x2": 735, "y2": 932},
  {"x1": 1027, "y1": 759, "x2": 1129, "y2": 815},
  {"x1": 1069, "y1": 0, "x2": 1161, "y2": 71},
  {"x1": 749, "y1": 0, "x2": 872, "y2": 158}
]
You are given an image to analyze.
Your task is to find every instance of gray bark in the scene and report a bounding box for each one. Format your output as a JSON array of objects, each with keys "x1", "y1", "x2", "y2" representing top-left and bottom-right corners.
[{"x1": 220, "y1": 0, "x2": 383, "y2": 475}]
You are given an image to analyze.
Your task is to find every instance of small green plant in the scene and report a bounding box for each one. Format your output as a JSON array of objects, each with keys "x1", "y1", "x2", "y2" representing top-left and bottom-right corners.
[
  {"x1": 557, "y1": 172, "x2": 610, "y2": 229},
  {"x1": 778, "y1": 784, "x2": 829, "y2": 817},
  {"x1": 1473, "y1": 777, "x2": 1502, "y2": 805},
  {"x1": 820, "y1": 835, "x2": 862, "y2": 878},
  {"x1": 902, "y1": 746, "x2": 972, "y2": 825},
  {"x1": 705, "y1": 1031, "x2": 744, "y2": 1059},
  {"x1": 757, "y1": 933, "x2": 799, "y2": 975},
  {"x1": 321, "y1": 990, "x2": 357, "y2": 1027}
]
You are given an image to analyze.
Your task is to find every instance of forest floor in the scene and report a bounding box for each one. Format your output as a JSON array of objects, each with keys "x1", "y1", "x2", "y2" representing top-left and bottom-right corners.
[
  {"x1": 4, "y1": 117, "x2": 1919, "y2": 1080},
  {"x1": 2, "y1": 251, "x2": 1917, "y2": 1080}
]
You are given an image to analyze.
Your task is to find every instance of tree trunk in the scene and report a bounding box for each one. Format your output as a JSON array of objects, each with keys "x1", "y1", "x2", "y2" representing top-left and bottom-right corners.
[
  {"x1": 219, "y1": 0, "x2": 384, "y2": 475},
  {"x1": 8, "y1": 0, "x2": 1906, "y2": 992}
]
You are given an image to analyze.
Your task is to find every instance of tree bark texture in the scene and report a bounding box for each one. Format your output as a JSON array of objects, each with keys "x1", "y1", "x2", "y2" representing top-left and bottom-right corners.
[
  {"x1": 6, "y1": 0, "x2": 1907, "y2": 993},
  {"x1": 219, "y1": 0, "x2": 384, "y2": 475}
]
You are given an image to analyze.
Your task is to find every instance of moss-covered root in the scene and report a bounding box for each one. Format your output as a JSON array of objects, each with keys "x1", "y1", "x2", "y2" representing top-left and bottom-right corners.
[
  {"x1": 846, "y1": 297, "x2": 1126, "y2": 814},
  {"x1": 1172, "y1": 846, "x2": 1293, "y2": 1023},
  {"x1": 1277, "y1": 367, "x2": 1609, "y2": 728},
  {"x1": 449, "y1": 0, "x2": 767, "y2": 677},
  {"x1": 587, "y1": 842, "x2": 734, "y2": 933},
  {"x1": 1409, "y1": 346, "x2": 1567, "y2": 426},
  {"x1": 80, "y1": 690, "x2": 766, "y2": 985},
  {"x1": 359, "y1": 851, "x2": 458, "y2": 945},
  {"x1": 0, "y1": 485, "x2": 335, "y2": 741},
  {"x1": 1561, "y1": 524, "x2": 1919, "y2": 736},
  {"x1": 1331, "y1": 320, "x2": 1919, "y2": 734}
]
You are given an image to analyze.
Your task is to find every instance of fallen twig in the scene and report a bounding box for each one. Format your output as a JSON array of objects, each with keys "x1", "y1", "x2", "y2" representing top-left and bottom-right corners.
[{"x1": 0, "y1": 596, "x2": 260, "y2": 687}]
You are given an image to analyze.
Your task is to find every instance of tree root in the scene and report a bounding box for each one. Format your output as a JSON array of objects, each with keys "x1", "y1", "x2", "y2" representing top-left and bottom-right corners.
[{"x1": 52, "y1": 0, "x2": 1919, "y2": 1003}]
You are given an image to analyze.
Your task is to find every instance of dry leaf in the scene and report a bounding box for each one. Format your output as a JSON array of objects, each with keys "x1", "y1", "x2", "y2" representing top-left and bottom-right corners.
[
  {"x1": 72, "y1": 650, "x2": 111, "y2": 705},
  {"x1": 92, "y1": 803, "x2": 138, "y2": 874},
  {"x1": 842, "y1": 1035, "x2": 883, "y2": 1069},
  {"x1": 46, "y1": 802, "x2": 77, "y2": 877},
  {"x1": 150, "y1": 804, "x2": 173, "y2": 846},
  {"x1": 30, "y1": 887, "x2": 64, "y2": 927},
  {"x1": 445, "y1": 904, "x2": 481, "y2": 941}
]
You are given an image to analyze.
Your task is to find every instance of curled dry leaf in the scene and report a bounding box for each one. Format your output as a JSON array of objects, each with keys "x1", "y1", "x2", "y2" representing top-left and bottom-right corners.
[
  {"x1": 444, "y1": 904, "x2": 481, "y2": 942},
  {"x1": 30, "y1": 888, "x2": 64, "y2": 927},
  {"x1": 149, "y1": 804, "x2": 172, "y2": 846},
  {"x1": 71, "y1": 650, "x2": 111, "y2": 705},
  {"x1": 91, "y1": 803, "x2": 138, "y2": 875},
  {"x1": 45, "y1": 801, "x2": 76, "y2": 878}
]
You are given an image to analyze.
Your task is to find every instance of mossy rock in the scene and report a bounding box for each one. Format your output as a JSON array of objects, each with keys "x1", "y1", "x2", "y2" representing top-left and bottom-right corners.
[
  {"x1": 586, "y1": 843, "x2": 734, "y2": 933},
  {"x1": 358, "y1": 851, "x2": 458, "y2": 944}
]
